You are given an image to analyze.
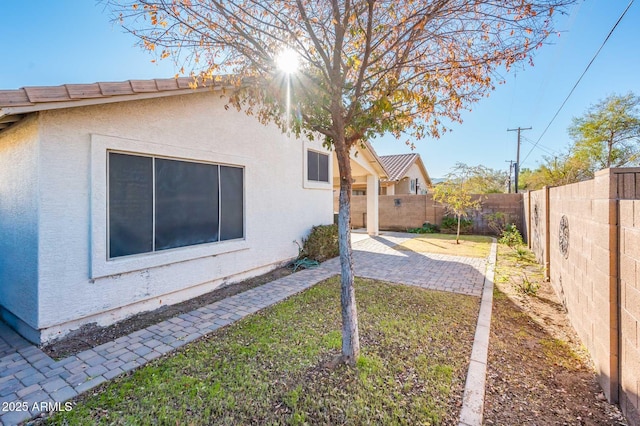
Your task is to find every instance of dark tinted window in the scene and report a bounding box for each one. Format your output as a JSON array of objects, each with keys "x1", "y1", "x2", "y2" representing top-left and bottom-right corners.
[
  {"x1": 108, "y1": 152, "x2": 244, "y2": 258},
  {"x1": 308, "y1": 150, "x2": 329, "y2": 182},
  {"x1": 155, "y1": 159, "x2": 219, "y2": 250},
  {"x1": 318, "y1": 152, "x2": 329, "y2": 182},
  {"x1": 220, "y1": 166, "x2": 244, "y2": 241},
  {"x1": 308, "y1": 150, "x2": 318, "y2": 181},
  {"x1": 108, "y1": 153, "x2": 154, "y2": 258}
]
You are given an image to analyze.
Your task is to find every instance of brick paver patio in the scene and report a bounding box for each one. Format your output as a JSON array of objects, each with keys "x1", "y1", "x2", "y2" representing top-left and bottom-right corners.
[{"x1": 0, "y1": 232, "x2": 490, "y2": 425}]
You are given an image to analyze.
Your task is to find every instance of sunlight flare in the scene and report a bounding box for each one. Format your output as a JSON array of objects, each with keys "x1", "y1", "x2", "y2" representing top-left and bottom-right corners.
[{"x1": 275, "y1": 48, "x2": 299, "y2": 74}]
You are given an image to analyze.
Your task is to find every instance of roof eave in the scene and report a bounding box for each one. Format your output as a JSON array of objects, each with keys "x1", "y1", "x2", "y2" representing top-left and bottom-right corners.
[
  {"x1": 414, "y1": 156, "x2": 432, "y2": 186},
  {"x1": 360, "y1": 140, "x2": 388, "y2": 178},
  {"x1": 0, "y1": 86, "x2": 218, "y2": 116}
]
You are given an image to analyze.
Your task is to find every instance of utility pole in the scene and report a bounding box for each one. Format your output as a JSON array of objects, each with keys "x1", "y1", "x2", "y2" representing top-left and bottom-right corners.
[
  {"x1": 505, "y1": 160, "x2": 515, "y2": 193},
  {"x1": 507, "y1": 127, "x2": 531, "y2": 193}
]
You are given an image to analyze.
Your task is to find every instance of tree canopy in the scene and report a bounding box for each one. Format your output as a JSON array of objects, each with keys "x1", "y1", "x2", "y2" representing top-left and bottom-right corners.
[
  {"x1": 111, "y1": 0, "x2": 573, "y2": 147},
  {"x1": 433, "y1": 163, "x2": 482, "y2": 243},
  {"x1": 520, "y1": 92, "x2": 640, "y2": 190},
  {"x1": 460, "y1": 164, "x2": 508, "y2": 193},
  {"x1": 518, "y1": 153, "x2": 590, "y2": 190},
  {"x1": 109, "y1": 0, "x2": 574, "y2": 364},
  {"x1": 569, "y1": 92, "x2": 640, "y2": 174}
]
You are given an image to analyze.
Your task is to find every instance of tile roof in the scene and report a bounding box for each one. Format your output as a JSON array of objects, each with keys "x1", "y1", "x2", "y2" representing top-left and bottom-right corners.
[
  {"x1": 379, "y1": 153, "x2": 421, "y2": 182},
  {"x1": 0, "y1": 77, "x2": 215, "y2": 108},
  {"x1": 0, "y1": 77, "x2": 223, "y2": 133}
]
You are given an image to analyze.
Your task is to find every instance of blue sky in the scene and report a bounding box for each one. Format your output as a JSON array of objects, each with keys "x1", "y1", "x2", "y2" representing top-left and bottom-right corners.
[{"x1": 2, "y1": 1, "x2": 639, "y2": 178}]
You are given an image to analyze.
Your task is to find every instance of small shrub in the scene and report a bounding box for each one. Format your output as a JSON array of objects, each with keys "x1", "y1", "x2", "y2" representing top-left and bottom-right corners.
[
  {"x1": 499, "y1": 224, "x2": 524, "y2": 248},
  {"x1": 515, "y1": 272, "x2": 540, "y2": 296},
  {"x1": 408, "y1": 222, "x2": 440, "y2": 234},
  {"x1": 515, "y1": 246, "x2": 529, "y2": 261},
  {"x1": 485, "y1": 212, "x2": 507, "y2": 236},
  {"x1": 440, "y1": 216, "x2": 473, "y2": 234},
  {"x1": 301, "y1": 224, "x2": 339, "y2": 262}
]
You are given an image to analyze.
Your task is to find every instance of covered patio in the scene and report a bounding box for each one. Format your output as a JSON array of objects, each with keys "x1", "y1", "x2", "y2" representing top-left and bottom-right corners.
[{"x1": 332, "y1": 141, "x2": 387, "y2": 236}]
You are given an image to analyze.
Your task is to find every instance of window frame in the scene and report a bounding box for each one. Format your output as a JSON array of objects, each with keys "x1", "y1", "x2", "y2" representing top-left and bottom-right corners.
[
  {"x1": 91, "y1": 134, "x2": 249, "y2": 279},
  {"x1": 306, "y1": 150, "x2": 329, "y2": 183},
  {"x1": 107, "y1": 152, "x2": 244, "y2": 259},
  {"x1": 303, "y1": 143, "x2": 332, "y2": 190}
]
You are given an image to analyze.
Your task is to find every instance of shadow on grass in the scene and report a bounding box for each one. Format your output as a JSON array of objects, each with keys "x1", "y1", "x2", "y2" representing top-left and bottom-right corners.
[{"x1": 40, "y1": 278, "x2": 480, "y2": 426}]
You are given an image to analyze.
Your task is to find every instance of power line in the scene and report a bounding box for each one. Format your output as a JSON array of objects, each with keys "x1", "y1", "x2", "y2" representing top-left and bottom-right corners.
[
  {"x1": 521, "y1": 135, "x2": 557, "y2": 157},
  {"x1": 521, "y1": 0, "x2": 635, "y2": 166}
]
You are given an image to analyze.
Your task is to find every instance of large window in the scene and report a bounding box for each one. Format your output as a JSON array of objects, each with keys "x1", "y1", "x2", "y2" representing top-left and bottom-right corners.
[
  {"x1": 307, "y1": 150, "x2": 329, "y2": 183},
  {"x1": 108, "y1": 152, "x2": 244, "y2": 259}
]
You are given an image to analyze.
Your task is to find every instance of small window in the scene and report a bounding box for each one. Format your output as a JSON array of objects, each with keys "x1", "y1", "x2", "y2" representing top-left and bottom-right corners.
[
  {"x1": 108, "y1": 152, "x2": 244, "y2": 259},
  {"x1": 307, "y1": 150, "x2": 329, "y2": 182}
]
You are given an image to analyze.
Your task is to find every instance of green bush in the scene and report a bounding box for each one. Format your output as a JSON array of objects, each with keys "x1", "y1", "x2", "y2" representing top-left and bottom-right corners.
[
  {"x1": 484, "y1": 212, "x2": 507, "y2": 236},
  {"x1": 408, "y1": 222, "x2": 440, "y2": 234},
  {"x1": 499, "y1": 224, "x2": 524, "y2": 248},
  {"x1": 301, "y1": 224, "x2": 339, "y2": 262},
  {"x1": 440, "y1": 216, "x2": 473, "y2": 234},
  {"x1": 515, "y1": 272, "x2": 540, "y2": 296}
]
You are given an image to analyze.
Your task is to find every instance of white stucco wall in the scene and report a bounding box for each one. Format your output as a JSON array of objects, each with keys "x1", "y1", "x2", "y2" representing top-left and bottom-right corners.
[
  {"x1": 0, "y1": 116, "x2": 40, "y2": 340},
  {"x1": 393, "y1": 163, "x2": 427, "y2": 195},
  {"x1": 5, "y1": 91, "x2": 332, "y2": 342},
  {"x1": 405, "y1": 163, "x2": 427, "y2": 194}
]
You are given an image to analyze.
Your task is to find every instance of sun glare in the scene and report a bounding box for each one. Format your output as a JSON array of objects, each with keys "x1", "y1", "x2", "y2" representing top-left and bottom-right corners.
[{"x1": 276, "y1": 48, "x2": 299, "y2": 74}]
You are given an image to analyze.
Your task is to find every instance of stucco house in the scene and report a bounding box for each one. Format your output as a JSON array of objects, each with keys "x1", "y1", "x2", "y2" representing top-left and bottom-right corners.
[
  {"x1": 0, "y1": 78, "x2": 333, "y2": 344},
  {"x1": 379, "y1": 153, "x2": 431, "y2": 195}
]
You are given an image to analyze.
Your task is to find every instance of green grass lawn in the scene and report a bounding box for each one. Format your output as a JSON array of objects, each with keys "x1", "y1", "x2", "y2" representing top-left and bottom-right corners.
[
  {"x1": 396, "y1": 234, "x2": 493, "y2": 258},
  {"x1": 44, "y1": 277, "x2": 479, "y2": 425}
]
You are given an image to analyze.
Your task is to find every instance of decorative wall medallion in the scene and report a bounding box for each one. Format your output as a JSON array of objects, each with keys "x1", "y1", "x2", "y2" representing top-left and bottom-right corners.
[{"x1": 559, "y1": 215, "x2": 569, "y2": 259}]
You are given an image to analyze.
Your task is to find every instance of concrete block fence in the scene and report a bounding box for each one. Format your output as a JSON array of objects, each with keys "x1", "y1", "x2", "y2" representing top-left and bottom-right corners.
[
  {"x1": 524, "y1": 168, "x2": 640, "y2": 425},
  {"x1": 335, "y1": 193, "x2": 524, "y2": 235}
]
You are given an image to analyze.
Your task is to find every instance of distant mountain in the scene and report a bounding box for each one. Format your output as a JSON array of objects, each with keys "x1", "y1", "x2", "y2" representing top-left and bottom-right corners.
[{"x1": 430, "y1": 178, "x2": 446, "y2": 184}]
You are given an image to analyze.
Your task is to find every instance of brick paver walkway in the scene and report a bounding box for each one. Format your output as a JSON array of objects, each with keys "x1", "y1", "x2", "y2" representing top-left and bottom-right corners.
[{"x1": 0, "y1": 232, "x2": 490, "y2": 425}]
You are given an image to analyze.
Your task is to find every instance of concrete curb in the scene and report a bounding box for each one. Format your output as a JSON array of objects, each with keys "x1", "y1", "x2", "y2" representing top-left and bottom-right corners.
[{"x1": 459, "y1": 239, "x2": 497, "y2": 426}]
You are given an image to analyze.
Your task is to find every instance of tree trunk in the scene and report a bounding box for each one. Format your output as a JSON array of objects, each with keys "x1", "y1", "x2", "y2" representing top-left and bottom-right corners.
[
  {"x1": 456, "y1": 214, "x2": 461, "y2": 244},
  {"x1": 334, "y1": 136, "x2": 360, "y2": 366}
]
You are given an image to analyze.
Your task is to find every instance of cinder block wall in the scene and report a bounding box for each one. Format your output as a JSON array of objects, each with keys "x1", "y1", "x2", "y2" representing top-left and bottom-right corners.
[
  {"x1": 525, "y1": 168, "x2": 640, "y2": 424},
  {"x1": 378, "y1": 194, "x2": 438, "y2": 230},
  {"x1": 526, "y1": 189, "x2": 549, "y2": 272},
  {"x1": 332, "y1": 188, "x2": 523, "y2": 236},
  {"x1": 333, "y1": 191, "x2": 367, "y2": 228},
  {"x1": 348, "y1": 193, "x2": 523, "y2": 234},
  {"x1": 620, "y1": 199, "x2": 640, "y2": 426},
  {"x1": 548, "y1": 172, "x2": 619, "y2": 402},
  {"x1": 470, "y1": 193, "x2": 524, "y2": 235}
]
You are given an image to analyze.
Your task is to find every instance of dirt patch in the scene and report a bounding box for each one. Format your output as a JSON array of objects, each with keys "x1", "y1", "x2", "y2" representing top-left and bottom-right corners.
[
  {"x1": 484, "y1": 246, "x2": 627, "y2": 425},
  {"x1": 41, "y1": 267, "x2": 293, "y2": 360}
]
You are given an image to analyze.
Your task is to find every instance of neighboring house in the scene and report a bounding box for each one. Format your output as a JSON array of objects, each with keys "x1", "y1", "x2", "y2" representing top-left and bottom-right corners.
[
  {"x1": 332, "y1": 141, "x2": 387, "y2": 235},
  {"x1": 0, "y1": 78, "x2": 333, "y2": 344},
  {"x1": 379, "y1": 153, "x2": 432, "y2": 195}
]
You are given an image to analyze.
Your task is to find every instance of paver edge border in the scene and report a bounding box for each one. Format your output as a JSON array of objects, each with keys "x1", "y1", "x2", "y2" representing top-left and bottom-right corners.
[
  {"x1": 0, "y1": 268, "x2": 340, "y2": 425},
  {"x1": 458, "y1": 238, "x2": 497, "y2": 426}
]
